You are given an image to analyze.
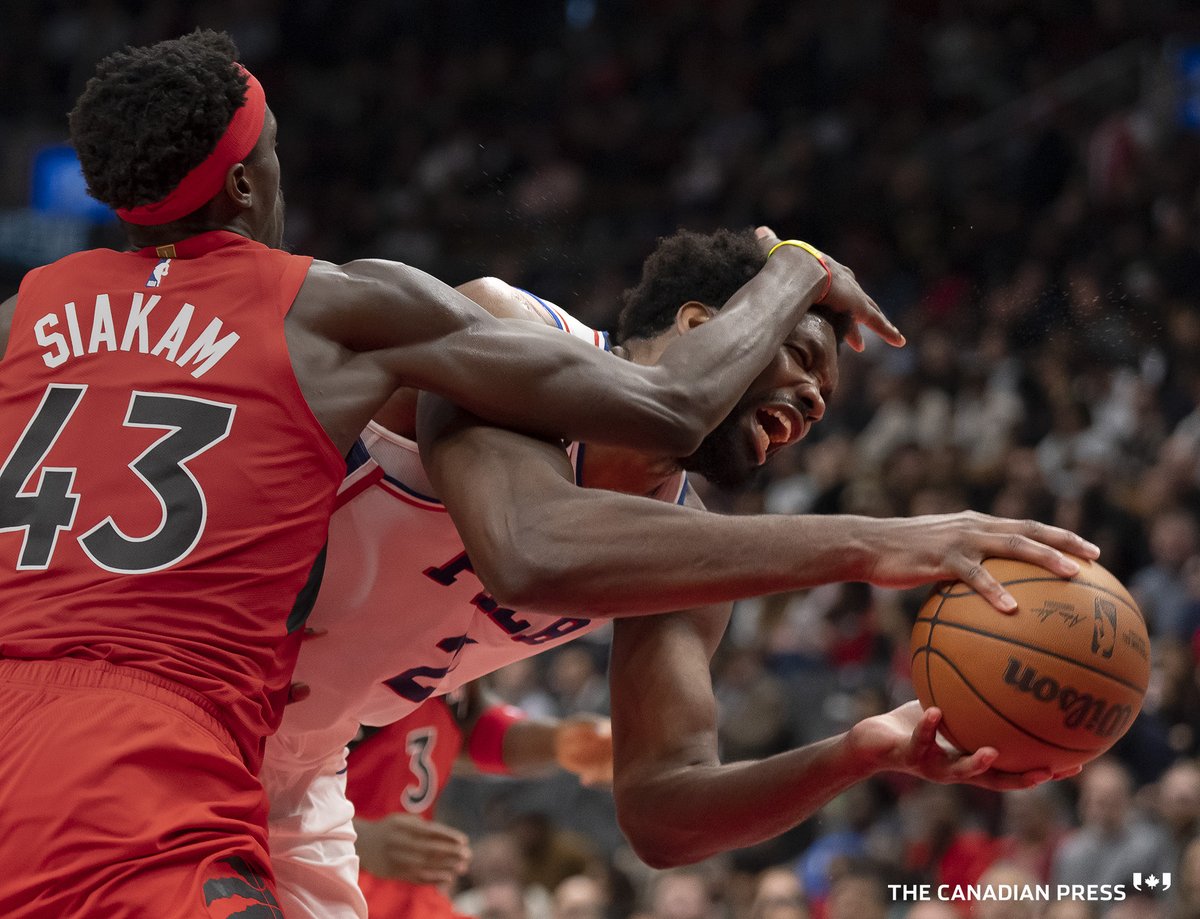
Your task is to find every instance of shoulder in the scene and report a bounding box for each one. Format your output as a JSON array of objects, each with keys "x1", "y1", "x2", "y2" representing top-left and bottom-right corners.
[
  {"x1": 289, "y1": 257, "x2": 449, "y2": 345},
  {"x1": 456, "y1": 277, "x2": 559, "y2": 327},
  {"x1": 456, "y1": 276, "x2": 517, "y2": 304},
  {"x1": 298, "y1": 257, "x2": 407, "y2": 301}
]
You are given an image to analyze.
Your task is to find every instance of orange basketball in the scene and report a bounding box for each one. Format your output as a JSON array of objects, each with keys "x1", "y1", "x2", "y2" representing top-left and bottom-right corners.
[{"x1": 909, "y1": 557, "x2": 1150, "y2": 773}]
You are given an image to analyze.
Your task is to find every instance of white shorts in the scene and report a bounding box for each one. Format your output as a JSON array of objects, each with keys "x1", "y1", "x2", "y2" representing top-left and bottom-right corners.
[{"x1": 263, "y1": 739, "x2": 366, "y2": 919}]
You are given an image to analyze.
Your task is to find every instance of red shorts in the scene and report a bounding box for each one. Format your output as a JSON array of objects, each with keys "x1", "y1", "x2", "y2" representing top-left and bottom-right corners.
[{"x1": 0, "y1": 658, "x2": 282, "y2": 918}]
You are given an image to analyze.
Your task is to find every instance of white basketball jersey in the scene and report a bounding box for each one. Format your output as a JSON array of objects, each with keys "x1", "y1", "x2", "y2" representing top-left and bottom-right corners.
[{"x1": 270, "y1": 304, "x2": 687, "y2": 774}]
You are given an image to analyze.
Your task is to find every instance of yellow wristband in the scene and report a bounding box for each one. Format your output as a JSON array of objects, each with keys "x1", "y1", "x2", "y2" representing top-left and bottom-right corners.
[
  {"x1": 767, "y1": 239, "x2": 825, "y2": 262},
  {"x1": 767, "y1": 239, "x2": 832, "y2": 302}
]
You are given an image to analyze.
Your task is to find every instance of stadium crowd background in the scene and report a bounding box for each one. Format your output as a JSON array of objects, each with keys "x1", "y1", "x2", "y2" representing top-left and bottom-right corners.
[{"x1": 3, "y1": 1, "x2": 1200, "y2": 918}]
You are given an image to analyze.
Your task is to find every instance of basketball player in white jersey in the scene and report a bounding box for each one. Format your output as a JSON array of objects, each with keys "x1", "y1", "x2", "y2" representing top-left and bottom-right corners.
[{"x1": 266, "y1": 228, "x2": 1098, "y2": 918}]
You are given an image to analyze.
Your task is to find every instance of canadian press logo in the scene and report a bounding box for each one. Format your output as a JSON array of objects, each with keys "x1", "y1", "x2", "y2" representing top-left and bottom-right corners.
[
  {"x1": 888, "y1": 874, "x2": 1171, "y2": 904},
  {"x1": 1132, "y1": 873, "x2": 1172, "y2": 892}
]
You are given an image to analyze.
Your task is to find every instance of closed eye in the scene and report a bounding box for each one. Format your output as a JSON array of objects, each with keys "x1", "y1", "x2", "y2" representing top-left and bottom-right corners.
[
  {"x1": 788, "y1": 342, "x2": 834, "y2": 400},
  {"x1": 786, "y1": 343, "x2": 811, "y2": 368}
]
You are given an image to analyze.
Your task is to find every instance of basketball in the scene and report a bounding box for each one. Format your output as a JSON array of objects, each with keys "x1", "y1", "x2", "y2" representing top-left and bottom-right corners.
[{"x1": 910, "y1": 557, "x2": 1150, "y2": 774}]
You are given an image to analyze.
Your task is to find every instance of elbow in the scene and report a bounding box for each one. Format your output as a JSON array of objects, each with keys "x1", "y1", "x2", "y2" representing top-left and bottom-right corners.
[
  {"x1": 647, "y1": 380, "x2": 710, "y2": 458},
  {"x1": 616, "y1": 802, "x2": 707, "y2": 869},
  {"x1": 480, "y1": 557, "x2": 563, "y2": 614},
  {"x1": 662, "y1": 424, "x2": 706, "y2": 460},
  {"x1": 469, "y1": 513, "x2": 576, "y2": 615},
  {"x1": 626, "y1": 840, "x2": 697, "y2": 871},
  {"x1": 616, "y1": 773, "x2": 712, "y2": 869}
]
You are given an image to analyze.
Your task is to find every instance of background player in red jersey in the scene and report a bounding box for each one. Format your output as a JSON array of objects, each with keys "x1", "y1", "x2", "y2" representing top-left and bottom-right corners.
[
  {"x1": 348, "y1": 682, "x2": 612, "y2": 919},
  {"x1": 0, "y1": 30, "x2": 897, "y2": 919}
]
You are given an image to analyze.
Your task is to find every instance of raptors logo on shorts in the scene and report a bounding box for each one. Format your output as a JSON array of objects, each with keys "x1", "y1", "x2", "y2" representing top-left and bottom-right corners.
[{"x1": 203, "y1": 857, "x2": 285, "y2": 919}]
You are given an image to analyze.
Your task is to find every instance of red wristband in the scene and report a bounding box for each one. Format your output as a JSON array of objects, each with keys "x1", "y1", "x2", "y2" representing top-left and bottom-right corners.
[
  {"x1": 467, "y1": 703, "x2": 526, "y2": 774},
  {"x1": 767, "y1": 239, "x2": 833, "y2": 303}
]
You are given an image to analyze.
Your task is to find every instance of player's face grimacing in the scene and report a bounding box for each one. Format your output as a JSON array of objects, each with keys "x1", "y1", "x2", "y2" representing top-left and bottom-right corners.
[{"x1": 681, "y1": 311, "x2": 839, "y2": 489}]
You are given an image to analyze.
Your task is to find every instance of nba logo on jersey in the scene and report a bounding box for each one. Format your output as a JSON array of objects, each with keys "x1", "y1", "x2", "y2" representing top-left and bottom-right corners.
[{"x1": 146, "y1": 258, "x2": 171, "y2": 288}]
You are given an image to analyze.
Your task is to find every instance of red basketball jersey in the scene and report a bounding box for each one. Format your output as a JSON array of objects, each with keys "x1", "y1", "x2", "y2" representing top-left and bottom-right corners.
[
  {"x1": 0, "y1": 230, "x2": 344, "y2": 768},
  {"x1": 346, "y1": 700, "x2": 465, "y2": 919},
  {"x1": 347, "y1": 699, "x2": 463, "y2": 823}
]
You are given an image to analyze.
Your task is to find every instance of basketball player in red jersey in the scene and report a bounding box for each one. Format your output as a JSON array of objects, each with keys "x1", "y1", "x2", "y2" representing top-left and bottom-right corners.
[
  {"x1": 348, "y1": 684, "x2": 612, "y2": 919},
  {"x1": 0, "y1": 31, "x2": 898, "y2": 919}
]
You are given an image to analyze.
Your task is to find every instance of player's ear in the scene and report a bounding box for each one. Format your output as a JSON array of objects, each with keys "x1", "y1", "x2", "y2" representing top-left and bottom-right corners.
[
  {"x1": 674, "y1": 301, "x2": 715, "y2": 334},
  {"x1": 225, "y1": 163, "x2": 254, "y2": 210}
]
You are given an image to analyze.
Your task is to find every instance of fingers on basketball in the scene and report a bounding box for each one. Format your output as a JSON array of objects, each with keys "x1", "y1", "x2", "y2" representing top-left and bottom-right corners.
[{"x1": 910, "y1": 556, "x2": 1149, "y2": 775}]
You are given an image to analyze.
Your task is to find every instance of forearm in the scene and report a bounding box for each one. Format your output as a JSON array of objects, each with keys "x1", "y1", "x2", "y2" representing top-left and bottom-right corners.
[
  {"x1": 616, "y1": 735, "x2": 871, "y2": 867},
  {"x1": 610, "y1": 607, "x2": 877, "y2": 867},
  {"x1": 499, "y1": 495, "x2": 876, "y2": 616},
  {"x1": 365, "y1": 252, "x2": 824, "y2": 456},
  {"x1": 500, "y1": 719, "x2": 560, "y2": 776},
  {"x1": 455, "y1": 249, "x2": 827, "y2": 455},
  {"x1": 464, "y1": 713, "x2": 612, "y2": 784}
]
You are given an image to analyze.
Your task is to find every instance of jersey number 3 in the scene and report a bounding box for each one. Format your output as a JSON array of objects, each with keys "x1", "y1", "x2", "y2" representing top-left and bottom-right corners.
[{"x1": 0, "y1": 383, "x2": 234, "y2": 573}]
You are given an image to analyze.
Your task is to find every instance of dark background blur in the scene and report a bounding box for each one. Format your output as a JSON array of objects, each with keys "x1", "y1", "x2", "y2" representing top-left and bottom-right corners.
[{"x1": 5, "y1": 3, "x2": 1200, "y2": 918}]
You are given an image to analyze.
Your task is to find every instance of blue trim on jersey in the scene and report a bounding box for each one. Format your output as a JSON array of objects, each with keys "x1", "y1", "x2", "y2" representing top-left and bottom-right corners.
[
  {"x1": 517, "y1": 287, "x2": 564, "y2": 330},
  {"x1": 348, "y1": 436, "x2": 443, "y2": 505},
  {"x1": 573, "y1": 442, "x2": 586, "y2": 487},
  {"x1": 516, "y1": 287, "x2": 612, "y2": 353},
  {"x1": 380, "y1": 470, "x2": 443, "y2": 506},
  {"x1": 346, "y1": 439, "x2": 372, "y2": 475},
  {"x1": 677, "y1": 478, "x2": 690, "y2": 505}
]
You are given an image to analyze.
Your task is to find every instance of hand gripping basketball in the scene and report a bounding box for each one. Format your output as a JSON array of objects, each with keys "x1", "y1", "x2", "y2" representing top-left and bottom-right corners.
[{"x1": 910, "y1": 557, "x2": 1150, "y2": 774}]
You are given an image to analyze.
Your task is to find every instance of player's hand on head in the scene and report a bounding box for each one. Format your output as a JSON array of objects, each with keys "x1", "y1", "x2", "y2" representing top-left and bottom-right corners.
[
  {"x1": 555, "y1": 715, "x2": 613, "y2": 786},
  {"x1": 848, "y1": 701, "x2": 1054, "y2": 791},
  {"x1": 354, "y1": 813, "x2": 471, "y2": 885},
  {"x1": 754, "y1": 226, "x2": 904, "y2": 352},
  {"x1": 818, "y1": 249, "x2": 905, "y2": 352},
  {"x1": 861, "y1": 512, "x2": 1101, "y2": 613}
]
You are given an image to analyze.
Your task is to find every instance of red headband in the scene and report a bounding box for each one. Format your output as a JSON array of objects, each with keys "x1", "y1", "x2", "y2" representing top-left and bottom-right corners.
[{"x1": 116, "y1": 64, "x2": 267, "y2": 226}]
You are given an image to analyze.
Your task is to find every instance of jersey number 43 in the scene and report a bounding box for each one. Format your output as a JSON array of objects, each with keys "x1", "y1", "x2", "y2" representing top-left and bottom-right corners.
[{"x1": 0, "y1": 383, "x2": 234, "y2": 573}]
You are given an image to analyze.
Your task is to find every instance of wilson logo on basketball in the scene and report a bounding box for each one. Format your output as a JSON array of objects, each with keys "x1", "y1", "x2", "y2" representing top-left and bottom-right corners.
[{"x1": 1002, "y1": 658, "x2": 1133, "y2": 738}]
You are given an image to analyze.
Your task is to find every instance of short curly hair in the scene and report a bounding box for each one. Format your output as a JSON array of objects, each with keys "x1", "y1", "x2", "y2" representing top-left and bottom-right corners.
[
  {"x1": 615, "y1": 228, "x2": 851, "y2": 345},
  {"x1": 615, "y1": 229, "x2": 765, "y2": 344},
  {"x1": 68, "y1": 29, "x2": 248, "y2": 210}
]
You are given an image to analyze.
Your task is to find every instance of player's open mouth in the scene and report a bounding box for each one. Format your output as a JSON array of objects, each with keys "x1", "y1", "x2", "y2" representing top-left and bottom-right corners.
[{"x1": 750, "y1": 403, "x2": 807, "y2": 465}]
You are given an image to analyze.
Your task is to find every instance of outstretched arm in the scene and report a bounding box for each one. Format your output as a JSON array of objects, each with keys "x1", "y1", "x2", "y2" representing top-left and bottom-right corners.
[
  {"x1": 298, "y1": 231, "x2": 898, "y2": 456},
  {"x1": 451, "y1": 683, "x2": 613, "y2": 784},
  {"x1": 417, "y1": 396, "x2": 1099, "y2": 615},
  {"x1": 607, "y1": 603, "x2": 1057, "y2": 868}
]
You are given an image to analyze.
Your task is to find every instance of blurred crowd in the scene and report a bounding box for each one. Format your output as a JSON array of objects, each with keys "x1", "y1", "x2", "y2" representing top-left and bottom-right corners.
[{"x1": 5, "y1": 0, "x2": 1200, "y2": 917}]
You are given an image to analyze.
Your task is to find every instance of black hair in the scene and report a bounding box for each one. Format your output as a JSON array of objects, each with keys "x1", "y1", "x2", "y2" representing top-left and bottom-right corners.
[
  {"x1": 615, "y1": 228, "x2": 764, "y2": 344},
  {"x1": 615, "y1": 228, "x2": 852, "y2": 345},
  {"x1": 68, "y1": 29, "x2": 248, "y2": 210}
]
